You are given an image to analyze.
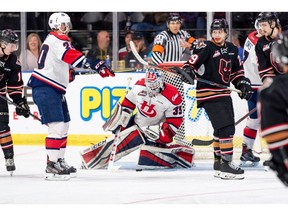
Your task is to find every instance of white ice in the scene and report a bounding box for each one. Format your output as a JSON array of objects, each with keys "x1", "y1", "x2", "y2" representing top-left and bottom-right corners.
[{"x1": 0, "y1": 145, "x2": 287, "y2": 215}]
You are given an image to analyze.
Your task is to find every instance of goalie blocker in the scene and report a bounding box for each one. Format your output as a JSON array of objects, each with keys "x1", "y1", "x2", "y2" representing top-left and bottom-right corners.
[{"x1": 80, "y1": 125, "x2": 195, "y2": 169}]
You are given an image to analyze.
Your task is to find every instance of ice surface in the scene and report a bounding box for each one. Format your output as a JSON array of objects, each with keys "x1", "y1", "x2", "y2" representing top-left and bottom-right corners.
[{"x1": 0, "y1": 145, "x2": 287, "y2": 215}]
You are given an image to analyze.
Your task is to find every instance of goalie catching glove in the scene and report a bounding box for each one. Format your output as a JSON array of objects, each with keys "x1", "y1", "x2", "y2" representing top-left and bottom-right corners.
[
  {"x1": 15, "y1": 96, "x2": 30, "y2": 118},
  {"x1": 85, "y1": 59, "x2": 115, "y2": 78},
  {"x1": 142, "y1": 122, "x2": 175, "y2": 145}
]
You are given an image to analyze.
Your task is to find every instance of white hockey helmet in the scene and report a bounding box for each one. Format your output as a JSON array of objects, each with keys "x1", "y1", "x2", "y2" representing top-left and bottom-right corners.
[
  {"x1": 48, "y1": 12, "x2": 72, "y2": 33},
  {"x1": 145, "y1": 68, "x2": 164, "y2": 97}
]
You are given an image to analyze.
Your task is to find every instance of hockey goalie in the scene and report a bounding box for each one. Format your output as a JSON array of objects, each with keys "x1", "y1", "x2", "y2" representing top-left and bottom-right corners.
[{"x1": 80, "y1": 68, "x2": 195, "y2": 169}]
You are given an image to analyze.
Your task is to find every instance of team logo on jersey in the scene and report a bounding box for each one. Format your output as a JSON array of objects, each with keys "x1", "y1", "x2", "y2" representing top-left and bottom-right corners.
[
  {"x1": 263, "y1": 44, "x2": 270, "y2": 51},
  {"x1": 139, "y1": 100, "x2": 157, "y2": 117},
  {"x1": 138, "y1": 90, "x2": 147, "y2": 96},
  {"x1": 219, "y1": 59, "x2": 231, "y2": 83},
  {"x1": 220, "y1": 47, "x2": 228, "y2": 54},
  {"x1": 0, "y1": 61, "x2": 5, "y2": 67},
  {"x1": 195, "y1": 41, "x2": 206, "y2": 49},
  {"x1": 213, "y1": 50, "x2": 220, "y2": 58},
  {"x1": 172, "y1": 93, "x2": 179, "y2": 101}
]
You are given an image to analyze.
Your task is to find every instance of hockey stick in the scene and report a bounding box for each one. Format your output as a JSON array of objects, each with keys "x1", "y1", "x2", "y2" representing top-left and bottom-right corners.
[
  {"x1": 0, "y1": 94, "x2": 41, "y2": 122},
  {"x1": 107, "y1": 76, "x2": 132, "y2": 171},
  {"x1": 129, "y1": 41, "x2": 241, "y2": 94},
  {"x1": 191, "y1": 107, "x2": 258, "y2": 146}
]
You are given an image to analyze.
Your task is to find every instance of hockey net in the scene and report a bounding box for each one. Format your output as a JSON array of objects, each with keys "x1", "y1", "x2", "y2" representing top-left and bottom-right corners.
[{"x1": 158, "y1": 62, "x2": 269, "y2": 160}]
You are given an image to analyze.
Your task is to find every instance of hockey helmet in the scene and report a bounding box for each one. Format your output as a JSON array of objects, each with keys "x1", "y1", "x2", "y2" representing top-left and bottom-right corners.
[
  {"x1": 145, "y1": 68, "x2": 164, "y2": 97},
  {"x1": 272, "y1": 31, "x2": 288, "y2": 65},
  {"x1": 48, "y1": 12, "x2": 72, "y2": 33},
  {"x1": 0, "y1": 29, "x2": 19, "y2": 51},
  {"x1": 256, "y1": 12, "x2": 280, "y2": 28},
  {"x1": 210, "y1": 19, "x2": 229, "y2": 35},
  {"x1": 167, "y1": 13, "x2": 182, "y2": 25}
]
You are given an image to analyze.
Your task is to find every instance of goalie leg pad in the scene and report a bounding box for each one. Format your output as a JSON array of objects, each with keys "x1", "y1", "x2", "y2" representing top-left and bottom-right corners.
[
  {"x1": 80, "y1": 125, "x2": 145, "y2": 169},
  {"x1": 138, "y1": 144, "x2": 195, "y2": 169}
]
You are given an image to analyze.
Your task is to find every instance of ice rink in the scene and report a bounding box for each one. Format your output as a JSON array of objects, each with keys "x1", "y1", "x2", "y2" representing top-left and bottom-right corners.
[{"x1": 0, "y1": 145, "x2": 287, "y2": 215}]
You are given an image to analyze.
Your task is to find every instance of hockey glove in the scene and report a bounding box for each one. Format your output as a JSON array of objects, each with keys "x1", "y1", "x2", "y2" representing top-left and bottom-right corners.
[
  {"x1": 236, "y1": 78, "x2": 253, "y2": 100},
  {"x1": 69, "y1": 68, "x2": 76, "y2": 83},
  {"x1": 157, "y1": 122, "x2": 176, "y2": 144},
  {"x1": 181, "y1": 63, "x2": 196, "y2": 85},
  {"x1": 90, "y1": 59, "x2": 115, "y2": 78},
  {"x1": 15, "y1": 97, "x2": 30, "y2": 118}
]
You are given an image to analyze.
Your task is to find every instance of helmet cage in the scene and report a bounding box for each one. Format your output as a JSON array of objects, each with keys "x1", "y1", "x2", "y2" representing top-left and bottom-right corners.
[{"x1": 145, "y1": 68, "x2": 164, "y2": 96}]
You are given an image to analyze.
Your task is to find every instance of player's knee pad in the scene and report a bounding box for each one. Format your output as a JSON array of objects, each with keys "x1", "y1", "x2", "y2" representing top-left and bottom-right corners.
[
  {"x1": 47, "y1": 122, "x2": 68, "y2": 138},
  {"x1": 218, "y1": 124, "x2": 235, "y2": 138},
  {"x1": 138, "y1": 144, "x2": 195, "y2": 169},
  {"x1": 246, "y1": 118, "x2": 259, "y2": 130}
]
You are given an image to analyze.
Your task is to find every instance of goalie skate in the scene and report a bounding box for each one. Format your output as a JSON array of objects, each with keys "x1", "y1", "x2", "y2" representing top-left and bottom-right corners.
[
  {"x1": 220, "y1": 161, "x2": 245, "y2": 180},
  {"x1": 239, "y1": 149, "x2": 260, "y2": 167},
  {"x1": 5, "y1": 158, "x2": 15, "y2": 176},
  {"x1": 45, "y1": 161, "x2": 70, "y2": 181}
]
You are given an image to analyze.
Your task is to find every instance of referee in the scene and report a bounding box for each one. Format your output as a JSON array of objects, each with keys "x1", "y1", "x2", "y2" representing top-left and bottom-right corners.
[{"x1": 151, "y1": 13, "x2": 196, "y2": 65}]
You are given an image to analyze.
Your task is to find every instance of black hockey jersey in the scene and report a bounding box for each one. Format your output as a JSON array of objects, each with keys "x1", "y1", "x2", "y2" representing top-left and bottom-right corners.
[
  {"x1": 0, "y1": 53, "x2": 24, "y2": 104},
  {"x1": 259, "y1": 74, "x2": 288, "y2": 150},
  {"x1": 255, "y1": 36, "x2": 284, "y2": 81},
  {"x1": 185, "y1": 40, "x2": 246, "y2": 106}
]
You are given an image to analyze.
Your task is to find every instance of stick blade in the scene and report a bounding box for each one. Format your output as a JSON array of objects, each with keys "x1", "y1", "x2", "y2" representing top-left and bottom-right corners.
[{"x1": 191, "y1": 138, "x2": 213, "y2": 146}]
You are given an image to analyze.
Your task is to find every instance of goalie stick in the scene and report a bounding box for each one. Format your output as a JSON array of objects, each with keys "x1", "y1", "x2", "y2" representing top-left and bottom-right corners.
[
  {"x1": 0, "y1": 94, "x2": 41, "y2": 122},
  {"x1": 107, "y1": 76, "x2": 132, "y2": 171}
]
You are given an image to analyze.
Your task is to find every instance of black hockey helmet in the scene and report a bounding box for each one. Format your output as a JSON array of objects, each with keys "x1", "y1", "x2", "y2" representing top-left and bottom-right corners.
[
  {"x1": 210, "y1": 19, "x2": 229, "y2": 35},
  {"x1": 167, "y1": 13, "x2": 182, "y2": 25},
  {"x1": 272, "y1": 31, "x2": 288, "y2": 65},
  {"x1": 0, "y1": 29, "x2": 19, "y2": 44},
  {"x1": 256, "y1": 12, "x2": 280, "y2": 28}
]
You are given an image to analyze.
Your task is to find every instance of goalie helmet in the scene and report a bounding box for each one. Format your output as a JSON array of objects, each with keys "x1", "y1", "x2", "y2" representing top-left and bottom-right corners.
[
  {"x1": 0, "y1": 29, "x2": 19, "y2": 52},
  {"x1": 272, "y1": 32, "x2": 288, "y2": 65},
  {"x1": 256, "y1": 12, "x2": 280, "y2": 28},
  {"x1": 210, "y1": 19, "x2": 229, "y2": 35},
  {"x1": 145, "y1": 68, "x2": 164, "y2": 97},
  {"x1": 48, "y1": 12, "x2": 72, "y2": 33}
]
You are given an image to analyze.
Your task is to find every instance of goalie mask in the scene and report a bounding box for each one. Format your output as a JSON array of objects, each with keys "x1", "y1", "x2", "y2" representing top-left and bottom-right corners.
[
  {"x1": 145, "y1": 68, "x2": 164, "y2": 97},
  {"x1": 272, "y1": 32, "x2": 288, "y2": 66},
  {"x1": 0, "y1": 29, "x2": 19, "y2": 55},
  {"x1": 49, "y1": 12, "x2": 72, "y2": 34}
]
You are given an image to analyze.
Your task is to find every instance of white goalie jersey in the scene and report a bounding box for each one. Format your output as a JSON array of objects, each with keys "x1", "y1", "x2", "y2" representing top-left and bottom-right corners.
[
  {"x1": 121, "y1": 78, "x2": 183, "y2": 134},
  {"x1": 243, "y1": 30, "x2": 262, "y2": 90}
]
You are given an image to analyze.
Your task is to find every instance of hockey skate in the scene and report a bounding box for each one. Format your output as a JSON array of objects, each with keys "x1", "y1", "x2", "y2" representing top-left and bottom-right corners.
[
  {"x1": 213, "y1": 159, "x2": 221, "y2": 178},
  {"x1": 220, "y1": 161, "x2": 245, "y2": 180},
  {"x1": 5, "y1": 158, "x2": 16, "y2": 176},
  {"x1": 58, "y1": 158, "x2": 77, "y2": 177},
  {"x1": 45, "y1": 161, "x2": 70, "y2": 181},
  {"x1": 240, "y1": 149, "x2": 260, "y2": 167}
]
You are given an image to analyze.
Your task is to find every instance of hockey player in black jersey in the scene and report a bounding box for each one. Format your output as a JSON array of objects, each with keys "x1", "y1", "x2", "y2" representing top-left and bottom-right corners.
[
  {"x1": 259, "y1": 32, "x2": 288, "y2": 186},
  {"x1": 255, "y1": 12, "x2": 283, "y2": 80},
  {"x1": 181, "y1": 19, "x2": 253, "y2": 180},
  {"x1": 0, "y1": 29, "x2": 30, "y2": 175}
]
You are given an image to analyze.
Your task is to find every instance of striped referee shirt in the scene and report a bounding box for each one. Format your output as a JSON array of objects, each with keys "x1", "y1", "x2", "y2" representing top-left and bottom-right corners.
[{"x1": 151, "y1": 29, "x2": 195, "y2": 65}]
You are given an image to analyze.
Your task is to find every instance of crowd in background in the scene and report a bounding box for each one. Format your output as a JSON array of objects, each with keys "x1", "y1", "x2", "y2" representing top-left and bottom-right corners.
[{"x1": 2, "y1": 11, "x2": 287, "y2": 70}]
